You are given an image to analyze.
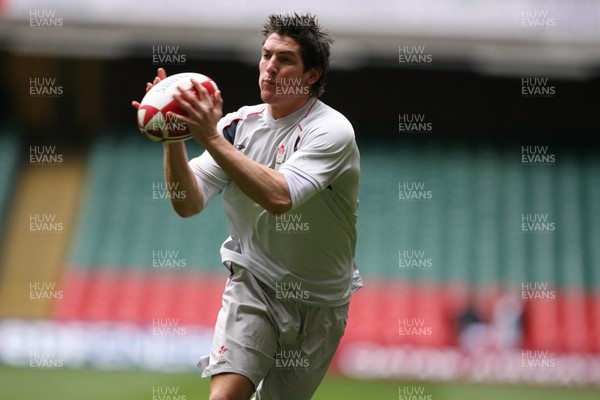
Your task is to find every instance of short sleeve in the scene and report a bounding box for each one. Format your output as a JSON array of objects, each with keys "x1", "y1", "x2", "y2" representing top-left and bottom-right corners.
[
  {"x1": 279, "y1": 118, "x2": 355, "y2": 191},
  {"x1": 281, "y1": 168, "x2": 319, "y2": 209},
  {"x1": 187, "y1": 112, "x2": 237, "y2": 206},
  {"x1": 189, "y1": 152, "x2": 228, "y2": 206}
]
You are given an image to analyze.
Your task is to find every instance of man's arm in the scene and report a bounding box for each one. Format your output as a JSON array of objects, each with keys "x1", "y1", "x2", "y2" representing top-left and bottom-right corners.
[
  {"x1": 170, "y1": 80, "x2": 292, "y2": 216},
  {"x1": 163, "y1": 141, "x2": 205, "y2": 218},
  {"x1": 132, "y1": 68, "x2": 205, "y2": 218},
  {"x1": 203, "y1": 134, "x2": 292, "y2": 215}
]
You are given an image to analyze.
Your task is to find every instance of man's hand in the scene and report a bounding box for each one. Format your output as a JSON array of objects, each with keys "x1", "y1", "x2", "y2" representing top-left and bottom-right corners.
[
  {"x1": 169, "y1": 80, "x2": 224, "y2": 147},
  {"x1": 131, "y1": 68, "x2": 168, "y2": 110}
]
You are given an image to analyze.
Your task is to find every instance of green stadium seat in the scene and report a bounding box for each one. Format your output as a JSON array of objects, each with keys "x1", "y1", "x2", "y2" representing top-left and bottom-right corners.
[{"x1": 67, "y1": 133, "x2": 229, "y2": 273}]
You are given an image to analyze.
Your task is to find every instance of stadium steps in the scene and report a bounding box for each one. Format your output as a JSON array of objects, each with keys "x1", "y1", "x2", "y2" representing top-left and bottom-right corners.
[{"x1": 0, "y1": 151, "x2": 86, "y2": 318}]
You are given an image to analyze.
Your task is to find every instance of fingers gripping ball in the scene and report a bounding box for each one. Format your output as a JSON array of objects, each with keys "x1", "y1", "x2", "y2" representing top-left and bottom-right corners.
[{"x1": 137, "y1": 72, "x2": 218, "y2": 142}]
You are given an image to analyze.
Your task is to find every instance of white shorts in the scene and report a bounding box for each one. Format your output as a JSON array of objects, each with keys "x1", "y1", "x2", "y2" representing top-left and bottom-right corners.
[{"x1": 198, "y1": 264, "x2": 349, "y2": 400}]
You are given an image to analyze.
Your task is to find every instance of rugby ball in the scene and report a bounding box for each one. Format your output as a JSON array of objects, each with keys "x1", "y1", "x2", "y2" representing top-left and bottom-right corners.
[{"x1": 137, "y1": 72, "x2": 219, "y2": 142}]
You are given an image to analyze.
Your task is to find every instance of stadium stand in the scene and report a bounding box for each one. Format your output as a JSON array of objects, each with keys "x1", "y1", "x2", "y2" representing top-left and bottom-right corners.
[
  {"x1": 52, "y1": 134, "x2": 599, "y2": 355},
  {"x1": 67, "y1": 134, "x2": 228, "y2": 271}
]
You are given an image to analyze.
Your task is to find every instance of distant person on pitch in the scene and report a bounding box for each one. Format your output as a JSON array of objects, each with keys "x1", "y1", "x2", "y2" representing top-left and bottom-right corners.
[{"x1": 133, "y1": 13, "x2": 361, "y2": 400}]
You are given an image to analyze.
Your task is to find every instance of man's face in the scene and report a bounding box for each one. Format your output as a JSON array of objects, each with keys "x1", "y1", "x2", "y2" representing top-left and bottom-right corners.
[{"x1": 258, "y1": 33, "x2": 319, "y2": 105}]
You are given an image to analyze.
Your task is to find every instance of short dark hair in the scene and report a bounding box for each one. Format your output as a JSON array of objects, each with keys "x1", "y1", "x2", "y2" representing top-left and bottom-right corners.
[{"x1": 261, "y1": 13, "x2": 334, "y2": 98}]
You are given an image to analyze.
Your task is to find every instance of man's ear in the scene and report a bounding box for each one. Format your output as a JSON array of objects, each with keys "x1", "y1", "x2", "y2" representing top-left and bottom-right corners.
[{"x1": 305, "y1": 67, "x2": 322, "y2": 85}]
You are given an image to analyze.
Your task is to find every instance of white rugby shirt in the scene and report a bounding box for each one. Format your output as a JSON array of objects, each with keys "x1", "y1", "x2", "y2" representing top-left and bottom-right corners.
[{"x1": 189, "y1": 98, "x2": 362, "y2": 306}]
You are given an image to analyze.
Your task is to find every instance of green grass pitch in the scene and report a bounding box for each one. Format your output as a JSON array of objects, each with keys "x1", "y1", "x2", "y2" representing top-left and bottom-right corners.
[{"x1": 0, "y1": 366, "x2": 597, "y2": 399}]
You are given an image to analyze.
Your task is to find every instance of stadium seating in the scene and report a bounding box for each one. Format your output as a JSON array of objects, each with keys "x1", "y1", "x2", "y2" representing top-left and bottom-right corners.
[
  {"x1": 67, "y1": 133, "x2": 228, "y2": 271},
  {"x1": 43, "y1": 133, "x2": 600, "y2": 354}
]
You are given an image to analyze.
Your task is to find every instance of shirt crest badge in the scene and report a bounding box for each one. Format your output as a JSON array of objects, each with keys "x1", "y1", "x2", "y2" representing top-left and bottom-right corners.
[{"x1": 276, "y1": 144, "x2": 286, "y2": 165}]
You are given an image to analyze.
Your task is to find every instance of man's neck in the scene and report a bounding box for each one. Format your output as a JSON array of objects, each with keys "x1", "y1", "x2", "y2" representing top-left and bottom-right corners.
[{"x1": 267, "y1": 97, "x2": 312, "y2": 120}]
